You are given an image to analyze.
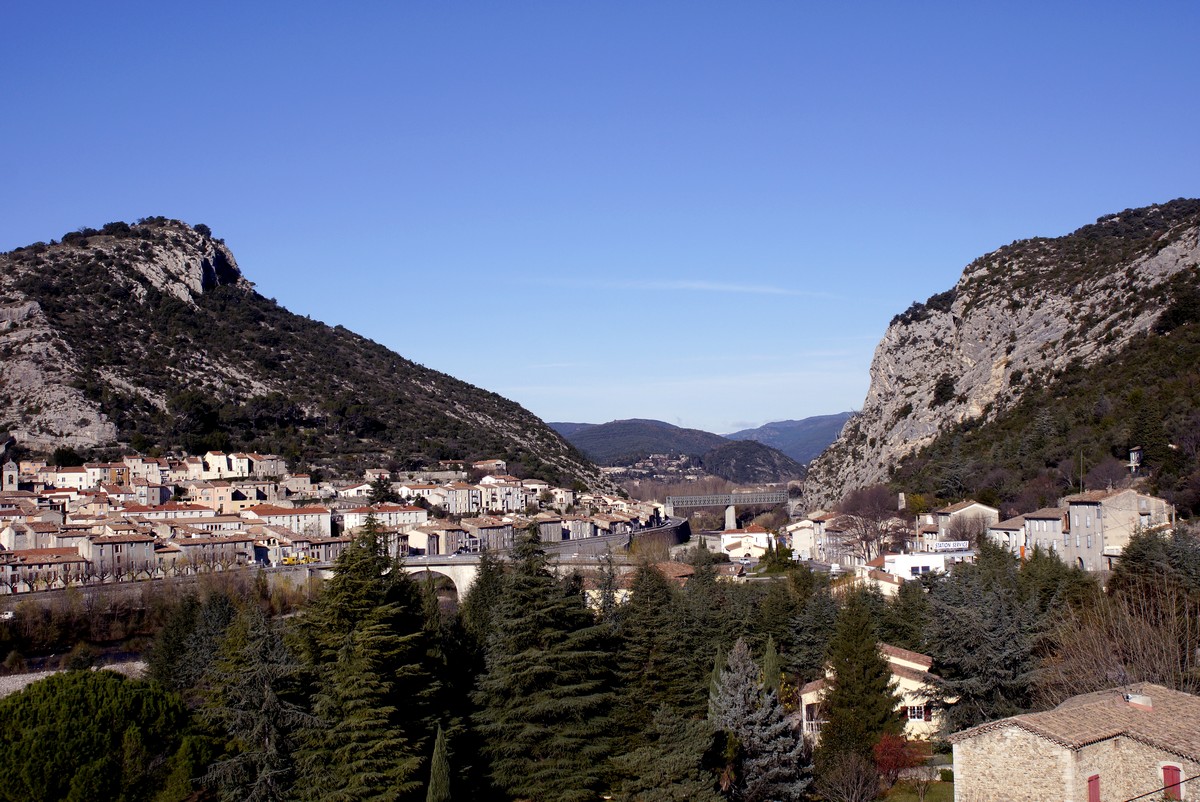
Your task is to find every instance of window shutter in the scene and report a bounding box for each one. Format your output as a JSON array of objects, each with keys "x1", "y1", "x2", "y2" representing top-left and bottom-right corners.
[
  {"x1": 1087, "y1": 775, "x2": 1100, "y2": 802},
  {"x1": 923, "y1": 704, "x2": 932, "y2": 722},
  {"x1": 1164, "y1": 766, "x2": 1181, "y2": 800}
]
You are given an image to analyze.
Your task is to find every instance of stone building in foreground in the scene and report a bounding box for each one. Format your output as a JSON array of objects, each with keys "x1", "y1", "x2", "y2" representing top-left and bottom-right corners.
[{"x1": 950, "y1": 683, "x2": 1199, "y2": 801}]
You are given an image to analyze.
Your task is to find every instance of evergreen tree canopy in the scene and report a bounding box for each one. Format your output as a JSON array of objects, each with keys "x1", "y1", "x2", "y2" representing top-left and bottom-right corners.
[
  {"x1": 817, "y1": 589, "x2": 902, "y2": 761},
  {"x1": 790, "y1": 588, "x2": 839, "y2": 681},
  {"x1": 426, "y1": 725, "x2": 451, "y2": 802},
  {"x1": 471, "y1": 529, "x2": 617, "y2": 802},
  {"x1": 202, "y1": 605, "x2": 314, "y2": 802},
  {"x1": 925, "y1": 551, "x2": 1037, "y2": 732},
  {"x1": 0, "y1": 669, "x2": 191, "y2": 802},
  {"x1": 709, "y1": 638, "x2": 810, "y2": 801},
  {"x1": 610, "y1": 707, "x2": 722, "y2": 802}
]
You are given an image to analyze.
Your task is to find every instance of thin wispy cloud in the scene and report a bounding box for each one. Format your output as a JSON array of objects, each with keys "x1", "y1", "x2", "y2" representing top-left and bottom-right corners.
[{"x1": 534, "y1": 276, "x2": 840, "y2": 299}]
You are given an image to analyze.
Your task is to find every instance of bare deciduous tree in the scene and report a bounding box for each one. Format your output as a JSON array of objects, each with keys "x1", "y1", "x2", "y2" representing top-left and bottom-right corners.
[
  {"x1": 837, "y1": 484, "x2": 905, "y2": 562},
  {"x1": 814, "y1": 751, "x2": 879, "y2": 802},
  {"x1": 1036, "y1": 583, "x2": 1200, "y2": 706}
]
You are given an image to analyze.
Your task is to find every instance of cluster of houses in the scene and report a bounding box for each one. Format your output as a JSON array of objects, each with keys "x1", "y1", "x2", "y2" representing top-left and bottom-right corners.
[
  {"x1": 0, "y1": 453, "x2": 664, "y2": 594},
  {"x1": 773, "y1": 488, "x2": 1175, "y2": 591}
]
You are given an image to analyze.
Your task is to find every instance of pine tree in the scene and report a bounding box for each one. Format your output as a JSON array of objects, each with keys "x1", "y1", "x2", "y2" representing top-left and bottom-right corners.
[
  {"x1": 201, "y1": 605, "x2": 315, "y2": 802},
  {"x1": 925, "y1": 560, "x2": 1037, "y2": 732},
  {"x1": 790, "y1": 588, "x2": 839, "y2": 681},
  {"x1": 296, "y1": 521, "x2": 435, "y2": 797},
  {"x1": 471, "y1": 529, "x2": 617, "y2": 802},
  {"x1": 426, "y1": 725, "x2": 451, "y2": 802},
  {"x1": 709, "y1": 638, "x2": 810, "y2": 801},
  {"x1": 816, "y1": 589, "x2": 902, "y2": 763},
  {"x1": 609, "y1": 707, "x2": 721, "y2": 802},
  {"x1": 613, "y1": 564, "x2": 681, "y2": 745}
]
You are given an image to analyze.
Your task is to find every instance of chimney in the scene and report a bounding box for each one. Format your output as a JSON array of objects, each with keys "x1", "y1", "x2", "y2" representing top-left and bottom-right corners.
[{"x1": 1124, "y1": 693, "x2": 1153, "y2": 711}]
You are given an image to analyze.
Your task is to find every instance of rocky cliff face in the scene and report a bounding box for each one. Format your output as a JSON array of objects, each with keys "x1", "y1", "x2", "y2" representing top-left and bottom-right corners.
[
  {"x1": 0, "y1": 219, "x2": 607, "y2": 489},
  {"x1": 0, "y1": 222, "x2": 243, "y2": 450},
  {"x1": 803, "y1": 199, "x2": 1200, "y2": 508}
]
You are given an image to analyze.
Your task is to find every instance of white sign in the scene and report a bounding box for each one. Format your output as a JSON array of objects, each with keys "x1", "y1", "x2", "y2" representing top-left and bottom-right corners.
[{"x1": 934, "y1": 540, "x2": 970, "y2": 552}]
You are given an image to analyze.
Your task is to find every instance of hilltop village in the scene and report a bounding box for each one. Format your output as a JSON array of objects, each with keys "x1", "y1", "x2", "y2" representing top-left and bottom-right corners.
[{"x1": 0, "y1": 451, "x2": 663, "y2": 591}]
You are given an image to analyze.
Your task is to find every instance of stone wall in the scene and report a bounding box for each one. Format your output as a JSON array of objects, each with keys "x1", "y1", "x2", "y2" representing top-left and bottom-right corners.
[
  {"x1": 953, "y1": 725, "x2": 1070, "y2": 802},
  {"x1": 1073, "y1": 736, "x2": 1199, "y2": 801}
]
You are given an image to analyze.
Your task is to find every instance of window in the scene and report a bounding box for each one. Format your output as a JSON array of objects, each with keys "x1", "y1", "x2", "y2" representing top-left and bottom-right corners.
[
  {"x1": 1087, "y1": 535, "x2": 1093, "y2": 549},
  {"x1": 907, "y1": 705, "x2": 926, "y2": 721},
  {"x1": 1164, "y1": 765, "x2": 1181, "y2": 800}
]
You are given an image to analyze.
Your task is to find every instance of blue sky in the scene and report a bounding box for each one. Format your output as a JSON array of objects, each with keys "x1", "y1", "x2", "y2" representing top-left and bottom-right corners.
[{"x1": 3, "y1": 2, "x2": 1198, "y2": 433}]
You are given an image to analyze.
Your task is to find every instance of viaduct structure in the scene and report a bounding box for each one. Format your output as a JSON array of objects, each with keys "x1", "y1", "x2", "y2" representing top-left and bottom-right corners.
[{"x1": 664, "y1": 491, "x2": 789, "y2": 530}]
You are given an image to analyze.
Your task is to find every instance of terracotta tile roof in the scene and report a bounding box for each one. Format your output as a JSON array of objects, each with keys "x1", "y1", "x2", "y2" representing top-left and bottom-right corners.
[
  {"x1": 992, "y1": 515, "x2": 1026, "y2": 530},
  {"x1": 246, "y1": 505, "x2": 330, "y2": 516},
  {"x1": 1025, "y1": 507, "x2": 1067, "y2": 520},
  {"x1": 4, "y1": 547, "x2": 87, "y2": 563},
  {"x1": 880, "y1": 643, "x2": 934, "y2": 669},
  {"x1": 653, "y1": 562, "x2": 695, "y2": 584},
  {"x1": 950, "y1": 683, "x2": 1200, "y2": 761}
]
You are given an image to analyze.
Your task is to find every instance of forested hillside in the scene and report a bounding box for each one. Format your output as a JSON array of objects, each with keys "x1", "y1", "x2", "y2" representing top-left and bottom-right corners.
[
  {"x1": 555, "y1": 418, "x2": 728, "y2": 465},
  {"x1": 0, "y1": 219, "x2": 603, "y2": 487}
]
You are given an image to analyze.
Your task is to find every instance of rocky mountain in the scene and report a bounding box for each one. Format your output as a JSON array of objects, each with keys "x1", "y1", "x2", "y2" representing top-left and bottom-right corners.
[
  {"x1": 551, "y1": 418, "x2": 728, "y2": 465},
  {"x1": 724, "y1": 413, "x2": 853, "y2": 464},
  {"x1": 0, "y1": 219, "x2": 607, "y2": 488},
  {"x1": 803, "y1": 199, "x2": 1200, "y2": 509},
  {"x1": 699, "y1": 440, "x2": 805, "y2": 484}
]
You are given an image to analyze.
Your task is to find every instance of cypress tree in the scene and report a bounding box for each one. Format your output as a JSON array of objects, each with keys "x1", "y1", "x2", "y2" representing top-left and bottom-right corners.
[
  {"x1": 761, "y1": 635, "x2": 783, "y2": 696},
  {"x1": 817, "y1": 589, "x2": 902, "y2": 763},
  {"x1": 426, "y1": 725, "x2": 451, "y2": 802},
  {"x1": 471, "y1": 529, "x2": 617, "y2": 802}
]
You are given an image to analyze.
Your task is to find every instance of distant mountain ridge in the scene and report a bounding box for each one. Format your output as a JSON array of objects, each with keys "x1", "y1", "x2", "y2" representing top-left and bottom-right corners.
[
  {"x1": 549, "y1": 419, "x2": 727, "y2": 465},
  {"x1": 549, "y1": 418, "x2": 806, "y2": 483},
  {"x1": 724, "y1": 413, "x2": 853, "y2": 464},
  {"x1": 0, "y1": 218, "x2": 607, "y2": 489}
]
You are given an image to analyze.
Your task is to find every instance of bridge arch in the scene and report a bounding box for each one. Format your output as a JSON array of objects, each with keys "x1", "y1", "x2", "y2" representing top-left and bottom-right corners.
[{"x1": 400, "y1": 561, "x2": 479, "y2": 596}]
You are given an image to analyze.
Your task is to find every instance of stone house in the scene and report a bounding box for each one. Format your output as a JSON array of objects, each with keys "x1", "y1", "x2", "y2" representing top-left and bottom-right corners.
[
  {"x1": 1061, "y1": 489, "x2": 1173, "y2": 571},
  {"x1": 951, "y1": 683, "x2": 1199, "y2": 801}
]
